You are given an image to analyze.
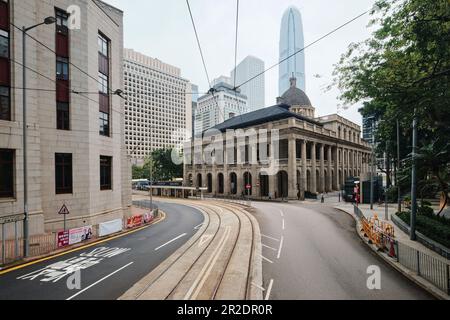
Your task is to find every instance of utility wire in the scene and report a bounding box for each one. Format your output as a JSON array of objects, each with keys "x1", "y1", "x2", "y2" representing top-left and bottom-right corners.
[
  {"x1": 235, "y1": 10, "x2": 370, "y2": 90},
  {"x1": 232, "y1": 0, "x2": 245, "y2": 125},
  {"x1": 185, "y1": 0, "x2": 224, "y2": 129}
]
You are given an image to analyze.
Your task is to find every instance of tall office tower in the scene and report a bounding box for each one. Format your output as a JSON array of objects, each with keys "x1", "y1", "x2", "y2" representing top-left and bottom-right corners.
[
  {"x1": 279, "y1": 6, "x2": 306, "y2": 95},
  {"x1": 0, "y1": 0, "x2": 131, "y2": 234},
  {"x1": 123, "y1": 49, "x2": 192, "y2": 164},
  {"x1": 191, "y1": 84, "x2": 199, "y2": 139},
  {"x1": 194, "y1": 82, "x2": 248, "y2": 136},
  {"x1": 231, "y1": 56, "x2": 265, "y2": 112},
  {"x1": 212, "y1": 75, "x2": 232, "y2": 87}
]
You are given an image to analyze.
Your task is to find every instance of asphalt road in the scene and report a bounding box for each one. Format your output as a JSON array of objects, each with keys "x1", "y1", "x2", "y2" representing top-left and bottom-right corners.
[
  {"x1": 252, "y1": 201, "x2": 434, "y2": 300},
  {"x1": 0, "y1": 201, "x2": 204, "y2": 300}
]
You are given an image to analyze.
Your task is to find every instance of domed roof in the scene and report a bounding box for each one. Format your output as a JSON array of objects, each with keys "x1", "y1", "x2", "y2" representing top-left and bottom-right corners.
[{"x1": 279, "y1": 77, "x2": 312, "y2": 107}]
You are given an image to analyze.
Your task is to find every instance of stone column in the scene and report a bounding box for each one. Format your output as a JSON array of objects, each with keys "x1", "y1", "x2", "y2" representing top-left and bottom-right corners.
[
  {"x1": 269, "y1": 173, "x2": 276, "y2": 199},
  {"x1": 237, "y1": 168, "x2": 244, "y2": 197},
  {"x1": 311, "y1": 142, "x2": 317, "y2": 193},
  {"x1": 327, "y1": 145, "x2": 332, "y2": 192},
  {"x1": 224, "y1": 147, "x2": 230, "y2": 195},
  {"x1": 319, "y1": 144, "x2": 325, "y2": 193},
  {"x1": 301, "y1": 140, "x2": 307, "y2": 199},
  {"x1": 333, "y1": 146, "x2": 339, "y2": 191},
  {"x1": 288, "y1": 136, "x2": 298, "y2": 199},
  {"x1": 341, "y1": 147, "x2": 345, "y2": 188}
]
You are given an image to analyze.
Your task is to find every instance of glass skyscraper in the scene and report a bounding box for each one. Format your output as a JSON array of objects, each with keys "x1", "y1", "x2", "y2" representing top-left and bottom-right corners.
[{"x1": 279, "y1": 6, "x2": 306, "y2": 95}]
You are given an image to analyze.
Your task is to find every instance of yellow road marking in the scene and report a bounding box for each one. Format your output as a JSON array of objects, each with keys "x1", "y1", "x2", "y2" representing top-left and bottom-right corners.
[{"x1": 0, "y1": 212, "x2": 166, "y2": 276}]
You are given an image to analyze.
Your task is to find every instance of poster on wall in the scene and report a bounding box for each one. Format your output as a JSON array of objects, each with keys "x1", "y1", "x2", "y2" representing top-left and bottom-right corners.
[
  {"x1": 57, "y1": 230, "x2": 69, "y2": 248},
  {"x1": 57, "y1": 226, "x2": 93, "y2": 249},
  {"x1": 127, "y1": 215, "x2": 144, "y2": 229}
]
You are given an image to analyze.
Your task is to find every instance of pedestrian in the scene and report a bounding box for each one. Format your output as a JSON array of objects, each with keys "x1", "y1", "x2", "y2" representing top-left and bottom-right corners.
[{"x1": 321, "y1": 194, "x2": 325, "y2": 203}]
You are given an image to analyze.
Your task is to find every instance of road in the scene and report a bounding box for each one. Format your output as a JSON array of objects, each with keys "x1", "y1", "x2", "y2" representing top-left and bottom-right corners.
[
  {"x1": 0, "y1": 201, "x2": 204, "y2": 300},
  {"x1": 252, "y1": 201, "x2": 434, "y2": 300}
]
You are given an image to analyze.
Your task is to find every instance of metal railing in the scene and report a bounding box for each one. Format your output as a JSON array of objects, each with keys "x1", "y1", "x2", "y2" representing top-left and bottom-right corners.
[{"x1": 353, "y1": 205, "x2": 450, "y2": 295}]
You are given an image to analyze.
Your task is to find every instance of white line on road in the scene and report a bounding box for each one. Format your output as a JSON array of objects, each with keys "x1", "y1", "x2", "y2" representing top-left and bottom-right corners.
[
  {"x1": 261, "y1": 234, "x2": 280, "y2": 242},
  {"x1": 262, "y1": 244, "x2": 277, "y2": 251},
  {"x1": 251, "y1": 282, "x2": 266, "y2": 292},
  {"x1": 265, "y1": 279, "x2": 274, "y2": 301},
  {"x1": 155, "y1": 233, "x2": 187, "y2": 251},
  {"x1": 280, "y1": 210, "x2": 284, "y2": 217},
  {"x1": 194, "y1": 223, "x2": 203, "y2": 230},
  {"x1": 282, "y1": 219, "x2": 285, "y2": 230},
  {"x1": 66, "y1": 262, "x2": 134, "y2": 300},
  {"x1": 277, "y1": 236, "x2": 284, "y2": 260},
  {"x1": 260, "y1": 254, "x2": 274, "y2": 264}
]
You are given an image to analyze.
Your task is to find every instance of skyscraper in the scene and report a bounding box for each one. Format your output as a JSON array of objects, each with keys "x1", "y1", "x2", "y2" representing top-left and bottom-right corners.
[
  {"x1": 231, "y1": 56, "x2": 265, "y2": 112},
  {"x1": 279, "y1": 6, "x2": 306, "y2": 95}
]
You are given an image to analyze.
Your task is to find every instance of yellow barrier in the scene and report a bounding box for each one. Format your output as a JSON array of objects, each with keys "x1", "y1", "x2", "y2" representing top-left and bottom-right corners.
[{"x1": 361, "y1": 213, "x2": 395, "y2": 250}]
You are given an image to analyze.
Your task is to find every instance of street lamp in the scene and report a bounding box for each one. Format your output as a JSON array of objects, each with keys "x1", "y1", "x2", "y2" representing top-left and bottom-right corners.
[{"x1": 22, "y1": 16, "x2": 56, "y2": 258}]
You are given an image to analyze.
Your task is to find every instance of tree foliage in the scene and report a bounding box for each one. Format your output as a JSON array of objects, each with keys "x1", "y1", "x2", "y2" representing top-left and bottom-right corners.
[
  {"x1": 132, "y1": 148, "x2": 183, "y2": 181},
  {"x1": 333, "y1": 0, "x2": 450, "y2": 211}
]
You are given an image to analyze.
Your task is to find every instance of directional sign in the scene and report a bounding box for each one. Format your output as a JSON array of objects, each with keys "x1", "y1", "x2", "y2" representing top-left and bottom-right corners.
[
  {"x1": 246, "y1": 184, "x2": 252, "y2": 190},
  {"x1": 58, "y1": 204, "x2": 70, "y2": 215}
]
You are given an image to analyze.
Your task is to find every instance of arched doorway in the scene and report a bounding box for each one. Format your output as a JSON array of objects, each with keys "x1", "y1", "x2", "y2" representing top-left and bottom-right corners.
[
  {"x1": 338, "y1": 169, "x2": 342, "y2": 188},
  {"x1": 243, "y1": 172, "x2": 252, "y2": 196},
  {"x1": 316, "y1": 170, "x2": 320, "y2": 193},
  {"x1": 277, "y1": 171, "x2": 288, "y2": 199},
  {"x1": 307, "y1": 170, "x2": 311, "y2": 192},
  {"x1": 230, "y1": 173, "x2": 237, "y2": 195},
  {"x1": 217, "y1": 173, "x2": 224, "y2": 194},
  {"x1": 196, "y1": 173, "x2": 202, "y2": 188},
  {"x1": 259, "y1": 173, "x2": 269, "y2": 197},
  {"x1": 207, "y1": 173, "x2": 213, "y2": 193}
]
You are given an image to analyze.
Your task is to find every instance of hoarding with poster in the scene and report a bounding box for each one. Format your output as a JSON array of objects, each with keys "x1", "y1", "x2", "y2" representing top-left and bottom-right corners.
[
  {"x1": 57, "y1": 226, "x2": 92, "y2": 249},
  {"x1": 127, "y1": 215, "x2": 144, "y2": 229}
]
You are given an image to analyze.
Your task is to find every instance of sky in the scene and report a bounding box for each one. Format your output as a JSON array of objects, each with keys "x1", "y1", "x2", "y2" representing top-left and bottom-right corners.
[{"x1": 104, "y1": 0, "x2": 377, "y2": 127}]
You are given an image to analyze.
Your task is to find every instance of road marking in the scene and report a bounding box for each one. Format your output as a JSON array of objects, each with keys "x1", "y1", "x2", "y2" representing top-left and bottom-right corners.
[
  {"x1": 155, "y1": 233, "x2": 187, "y2": 251},
  {"x1": 265, "y1": 279, "x2": 274, "y2": 300},
  {"x1": 277, "y1": 236, "x2": 284, "y2": 260},
  {"x1": 282, "y1": 219, "x2": 285, "y2": 230},
  {"x1": 260, "y1": 254, "x2": 274, "y2": 264},
  {"x1": 194, "y1": 223, "x2": 203, "y2": 230},
  {"x1": 0, "y1": 212, "x2": 166, "y2": 276},
  {"x1": 262, "y1": 244, "x2": 277, "y2": 251},
  {"x1": 251, "y1": 282, "x2": 265, "y2": 292},
  {"x1": 184, "y1": 226, "x2": 231, "y2": 300},
  {"x1": 280, "y1": 210, "x2": 284, "y2": 217},
  {"x1": 261, "y1": 234, "x2": 280, "y2": 242},
  {"x1": 198, "y1": 234, "x2": 213, "y2": 247},
  {"x1": 66, "y1": 262, "x2": 134, "y2": 300}
]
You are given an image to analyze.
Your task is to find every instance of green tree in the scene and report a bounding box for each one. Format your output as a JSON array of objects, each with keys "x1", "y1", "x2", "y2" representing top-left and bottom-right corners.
[
  {"x1": 141, "y1": 148, "x2": 183, "y2": 182},
  {"x1": 333, "y1": 0, "x2": 450, "y2": 211}
]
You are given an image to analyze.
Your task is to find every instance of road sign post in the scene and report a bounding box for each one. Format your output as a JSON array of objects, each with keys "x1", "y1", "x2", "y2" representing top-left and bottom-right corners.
[{"x1": 58, "y1": 204, "x2": 70, "y2": 231}]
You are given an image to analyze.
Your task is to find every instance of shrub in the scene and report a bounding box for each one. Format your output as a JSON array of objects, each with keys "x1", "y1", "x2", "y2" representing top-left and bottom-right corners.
[
  {"x1": 397, "y1": 211, "x2": 450, "y2": 248},
  {"x1": 418, "y1": 205, "x2": 434, "y2": 217}
]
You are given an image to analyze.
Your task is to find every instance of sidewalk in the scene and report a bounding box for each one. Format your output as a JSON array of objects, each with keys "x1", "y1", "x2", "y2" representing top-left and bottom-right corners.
[{"x1": 335, "y1": 202, "x2": 449, "y2": 300}]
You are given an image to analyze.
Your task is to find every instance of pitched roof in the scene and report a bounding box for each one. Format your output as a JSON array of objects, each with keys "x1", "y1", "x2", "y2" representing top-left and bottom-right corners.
[{"x1": 210, "y1": 104, "x2": 322, "y2": 133}]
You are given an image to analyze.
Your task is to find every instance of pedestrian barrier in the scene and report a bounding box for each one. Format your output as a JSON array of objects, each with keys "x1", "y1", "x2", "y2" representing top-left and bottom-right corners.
[{"x1": 354, "y1": 205, "x2": 450, "y2": 296}]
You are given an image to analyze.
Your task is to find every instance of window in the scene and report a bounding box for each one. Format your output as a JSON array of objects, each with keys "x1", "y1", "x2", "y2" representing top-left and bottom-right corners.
[
  {"x1": 55, "y1": 153, "x2": 72, "y2": 194},
  {"x1": 56, "y1": 57, "x2": 69, "y2": 80},
  {"x1": 0, "y1": 149, "x2": 14, "y2": 198},
  {"x1": 0, "y1": 29, "x2": 8, "y2": 58},
  {"x1": 56, "y1": 9, "x2": 69, "y2": 30},
  {"x1": 100, "y1": 156, "x2": 112, "y2": 190},
  {"x1": 98, "y1": 72, "x2": 108, "y2": 94},
  {"x1": 98, "y1": 34, "x2": 108, "y2": 57},
  {"x1": 99, "y1": 111, "x2": 109, "y2": 136},
  {"x1": 57, "y1": 102, "x2": 69, "y2": 130},
  {"x1": 0, "y1": 0, "x2": 9, "y2": 121}
]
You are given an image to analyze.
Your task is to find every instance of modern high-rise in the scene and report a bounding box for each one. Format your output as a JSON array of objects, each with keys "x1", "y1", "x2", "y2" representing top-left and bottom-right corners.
[
  {"x1": 194, "y1": 82, "x2": 248, "y2": 135},
  {"x1": 279, "y1": 6, "x2": 306, "y2": 95},
  {"x1": 231, "y1": 56, "x2": 265, "y2": 112},
  {"x1": 123, "y1": 49, "x2": 192, "y2": 164},
  {"x1": 0, "y1": 0, "x2": 131, "y2": 235}
]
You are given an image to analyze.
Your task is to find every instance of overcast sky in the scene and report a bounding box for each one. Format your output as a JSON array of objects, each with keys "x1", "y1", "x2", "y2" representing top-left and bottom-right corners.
[{"x1": 105, "y1": 0, "x2": 376, "y2": 127}]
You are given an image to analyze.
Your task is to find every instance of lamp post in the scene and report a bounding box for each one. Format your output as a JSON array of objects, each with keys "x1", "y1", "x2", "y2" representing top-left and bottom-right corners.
[
  {"x1": 396, "y1": 119, "x2": 401, "y2": 213},
  {"x1": 410, "y1": 111, "x2": 418, "y2": 241},
  {"x1": 22, "y1": 16, "x2": 56, "y2": 258}
]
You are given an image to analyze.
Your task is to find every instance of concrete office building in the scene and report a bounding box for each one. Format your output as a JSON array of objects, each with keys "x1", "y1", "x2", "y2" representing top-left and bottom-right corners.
[
  {"x1": 123, "y1": 49, "x2": 192, "y2": 164},
  {"x1": 194, "y1": 81, "x2": 248, "y2": 136},
  {"x1": 0, "y1": 0, "x2": 131, "y2": 235},
  {"x1": 279, "y1": 6, "x2": 306, "y2": 94},
  {"x1": 231, "y1": 56, "x2": 265, "y2": 112},
  {"x1": 184, "y1": 77, "x2": 372, "y2": 200}
]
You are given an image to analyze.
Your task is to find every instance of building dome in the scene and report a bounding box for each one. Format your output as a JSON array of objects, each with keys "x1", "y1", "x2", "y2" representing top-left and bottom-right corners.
[{"x1": 278, "y1": 77, "x2": 312, "y2": 107}]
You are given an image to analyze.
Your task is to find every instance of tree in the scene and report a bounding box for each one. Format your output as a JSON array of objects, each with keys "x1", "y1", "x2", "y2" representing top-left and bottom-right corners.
[
  {"x1": 332, "y1": 0, "x2": 450, "y2": 211},
  {"x1": 137, "y1": 148, "x2": 183, "y2": 182}
]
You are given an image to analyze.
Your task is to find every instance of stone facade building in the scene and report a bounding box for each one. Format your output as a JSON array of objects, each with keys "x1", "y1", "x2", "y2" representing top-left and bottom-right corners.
[
  {"x1": 184, "y1": 77, "x2": 372, "y2": 200},
  {"x1": 0, "y1": 0, "x2": 131, "y2": 236}
]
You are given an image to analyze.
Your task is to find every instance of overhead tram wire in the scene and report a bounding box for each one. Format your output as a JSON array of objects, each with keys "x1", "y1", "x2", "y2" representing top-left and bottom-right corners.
[
  {"x1": 185, "y1": 0, "x2": 224, "y2": 125},
  {"x1": 232, "y1": 0, "x2": 245, "y2": 124},
  {"x1": 235, "y1": 9, "x2": 370, "y2": 91}
]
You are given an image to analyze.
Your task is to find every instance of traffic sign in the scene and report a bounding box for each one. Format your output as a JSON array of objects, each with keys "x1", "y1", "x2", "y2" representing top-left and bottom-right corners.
[
  {"x1": 246, "y1": 184, "x2": 252, "y2": 190},
  {"x1": 58, "y1": 204, "x2": 70, "y2": 215}
]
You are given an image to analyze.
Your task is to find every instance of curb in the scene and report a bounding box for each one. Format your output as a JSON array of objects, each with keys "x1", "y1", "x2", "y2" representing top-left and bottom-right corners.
[{"x1": 334, "y1": 206, "x2": 449, "y2": 300}]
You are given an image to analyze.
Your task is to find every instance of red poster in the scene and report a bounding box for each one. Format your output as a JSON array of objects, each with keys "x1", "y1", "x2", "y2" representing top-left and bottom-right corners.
[
  {"x1": 127, "y1": 215, "x2": 144, "y2": 229},
  {"x1": 57, "y1": 230, "x2": 69, "y2": 248}
]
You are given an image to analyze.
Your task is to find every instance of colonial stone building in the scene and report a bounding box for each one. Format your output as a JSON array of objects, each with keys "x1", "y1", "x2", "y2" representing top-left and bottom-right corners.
[
  {"x1": 0, "y1": 0, "x2": 131, "y2": 236},
  {"x1": 184, "y1": 78, "x2": 372, "y2": 200}
]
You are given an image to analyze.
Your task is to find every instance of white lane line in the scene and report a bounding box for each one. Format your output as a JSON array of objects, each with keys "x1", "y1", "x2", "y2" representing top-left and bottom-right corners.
[
  {"x1": 262, "y1": 244, "x2": 277, "y2": 251},
  {"x1": 194, "y1": 223, "x2": 203, "y2": 230},
  {"x1": 66, "y1": 262, "x2": 134, "y2": 300},
  {"x1": 265, "y1": 279, "x2": 274, "y2": 301},
  {"x1": 261, "y1": 234, "x2": 280, "y2": 242},
  {"x1": 277, "y1": 236, "x2": 284, "y2": 260},
  {"x1": 251, "y1": 282, "x2": 266, "y2": 292},
  {"x1": 280, "y1": 210, "x2": 284, "y2": 217},
  {"x1": 282, "y1": 219, "x2": 285, "y2": 231},
  {"x1": 260, "y1": 254, "x2": 274, "y2": 264},
  {"x1": 155, "y1": 233, "x2": 187, "y2": 251}
]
